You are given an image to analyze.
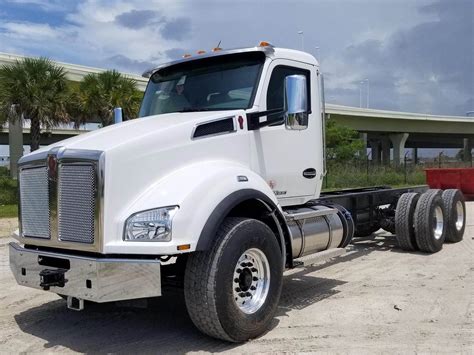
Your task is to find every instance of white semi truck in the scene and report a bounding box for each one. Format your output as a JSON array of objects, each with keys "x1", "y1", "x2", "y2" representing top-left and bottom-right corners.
[{"x1": 9, "y1": 42, "x2": 466, "y2": 342}]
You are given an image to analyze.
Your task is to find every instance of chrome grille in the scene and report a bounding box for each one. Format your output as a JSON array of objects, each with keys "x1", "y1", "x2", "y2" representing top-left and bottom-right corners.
[
  {"x1": 19, "y1": 167, "x2": 50, "y2": 238},
  {"x1": 58, "y1": 164, "x2": 96, "y2": 244}
]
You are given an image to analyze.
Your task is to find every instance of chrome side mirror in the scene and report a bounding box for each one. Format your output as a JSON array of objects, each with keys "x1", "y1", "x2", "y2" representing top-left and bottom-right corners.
[{"x1": 284, "y1": 75, "x2": 308, "y2": 130}]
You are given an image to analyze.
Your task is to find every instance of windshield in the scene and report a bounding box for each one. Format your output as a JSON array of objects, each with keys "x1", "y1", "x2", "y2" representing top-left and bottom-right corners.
[{"x1": 139, "y1": 52, "x2": 265, "y2": 116}]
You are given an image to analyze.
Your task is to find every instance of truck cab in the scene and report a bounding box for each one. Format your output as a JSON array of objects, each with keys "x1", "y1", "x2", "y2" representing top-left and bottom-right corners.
[{"x1": 9, "y1": 42, "x2": 465, "y2": 343}]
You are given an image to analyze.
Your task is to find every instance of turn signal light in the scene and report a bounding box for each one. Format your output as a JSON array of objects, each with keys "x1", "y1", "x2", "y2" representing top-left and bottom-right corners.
[{"x1": 177, "y1": 244, "x2": 191, "y2": 251}]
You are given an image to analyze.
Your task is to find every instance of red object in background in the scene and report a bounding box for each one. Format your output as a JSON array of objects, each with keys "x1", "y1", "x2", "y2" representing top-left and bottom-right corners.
[{"x1": 425, "y1": 168, "x2": 474, "y2": 200}]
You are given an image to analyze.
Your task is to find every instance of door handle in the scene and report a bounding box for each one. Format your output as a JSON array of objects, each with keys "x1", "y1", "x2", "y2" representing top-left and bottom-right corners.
[{"x1": 303, "y1": 168, "x2": 317, "y2": 179}]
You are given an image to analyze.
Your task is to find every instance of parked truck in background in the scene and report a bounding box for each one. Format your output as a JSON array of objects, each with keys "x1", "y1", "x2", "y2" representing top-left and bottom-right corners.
[{"x1": 9, "y1": 42, "x2": 467, "y2": 342}]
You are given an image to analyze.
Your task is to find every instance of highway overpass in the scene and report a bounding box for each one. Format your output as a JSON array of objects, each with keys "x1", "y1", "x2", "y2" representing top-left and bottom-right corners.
[{"x1": 328, "y1": 104, "x2": 474, "y2": 165}]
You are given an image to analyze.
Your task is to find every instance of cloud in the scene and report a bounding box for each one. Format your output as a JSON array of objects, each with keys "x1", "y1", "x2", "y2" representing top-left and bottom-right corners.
[
  {"x1": 4, "y1": 0, "x2": 72, "y2": 12},
  {"x1": 106, "y1": 54, "x2": 156, "y2": 74},
  {"x1": 164, "y1": 48, "x2": 187, "y2": 60},
  {"x1": 0, "y1": 0, "x2": 192, "y2": 74},
  {"x1": 160, "y1": 17, "x2": 191, "y2": 41},
  {"x1": 115, "y1": 9, "x2": 162, "y2": 29},
  {"x1": 324, "y1": 0, "x2": 473, "y2": 115}
]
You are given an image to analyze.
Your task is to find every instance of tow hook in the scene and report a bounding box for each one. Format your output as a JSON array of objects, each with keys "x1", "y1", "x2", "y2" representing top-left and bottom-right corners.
[
  {"x1": 67, "y1": 296, "x2": 85, "y2": 311},
  {"x1": 39, "y1": 268, "x2": 68, "y2": 290}
]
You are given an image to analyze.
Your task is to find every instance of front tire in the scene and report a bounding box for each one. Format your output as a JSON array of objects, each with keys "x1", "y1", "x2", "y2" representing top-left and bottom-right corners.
[{"x1": 184, "y1": 217, "x2": 283, "y2": 342}]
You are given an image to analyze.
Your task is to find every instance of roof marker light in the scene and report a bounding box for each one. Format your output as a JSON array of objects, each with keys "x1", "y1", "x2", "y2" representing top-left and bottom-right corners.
[
  {"x1": 197, "y1": 50, "x2": 206, "y2": 54},
  {"x1": 212, "y1": 47, "x2": 222, "y2": 52},
  {"x1": 258, "y1": 41, "x2": 273, "y2": 47},
  {"x1": 182, "y1": 54, "x2": 192, "y2": 58}
]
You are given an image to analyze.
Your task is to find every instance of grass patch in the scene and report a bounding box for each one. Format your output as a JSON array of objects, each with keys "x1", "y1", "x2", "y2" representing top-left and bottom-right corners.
[
  {"x1": 323, "y1": 162, "x2": 426, "y2": 190},
  {"x1": 0, "y1": 204, "x2": 18, "y2": 218}
]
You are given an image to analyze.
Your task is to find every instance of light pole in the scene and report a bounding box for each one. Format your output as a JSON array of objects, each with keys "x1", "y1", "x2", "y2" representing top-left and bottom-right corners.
[
  {"x1": 315, "y1": 46, "x2": 320, "y2": 65},
  {"x1": 297, "y1": 31, "x2": 304, "y2": 50},
  {"x1": 365, "y1": 78, "x2": 370, "y2": 108},
  {"x1": 359, "y1": 81, "x2": 364, "y2": 108}
]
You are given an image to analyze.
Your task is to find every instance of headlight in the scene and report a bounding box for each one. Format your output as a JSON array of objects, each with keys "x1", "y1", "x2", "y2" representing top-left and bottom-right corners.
[{"x1": 124, "y1": 206, "x2": 178, "y2": 242}]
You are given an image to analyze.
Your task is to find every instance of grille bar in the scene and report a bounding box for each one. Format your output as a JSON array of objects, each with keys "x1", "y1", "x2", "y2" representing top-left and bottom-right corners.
[
  {"x1": 19, "y1": 167, "x2": 50, "y2": 238},
  {"x1": 58, "y1": 164, "x2": 97, "y2": 244}
]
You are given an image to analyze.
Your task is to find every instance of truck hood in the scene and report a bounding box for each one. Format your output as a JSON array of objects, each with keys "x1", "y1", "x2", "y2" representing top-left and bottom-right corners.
[{"x1": 37, "y1": 110, "x2": 243, "y2": 153}]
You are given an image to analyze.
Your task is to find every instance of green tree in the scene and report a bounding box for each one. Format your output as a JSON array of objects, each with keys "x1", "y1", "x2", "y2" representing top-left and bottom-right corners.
[
  {"x1": 73, "y1": 70, "x2": 141, "y2": 127},
  {"x1": 325, "y1": 119, "x2": 365, "y2": 162},
  {"x1": 0, "y1": 57, "x2": 69, "y2": 151}
]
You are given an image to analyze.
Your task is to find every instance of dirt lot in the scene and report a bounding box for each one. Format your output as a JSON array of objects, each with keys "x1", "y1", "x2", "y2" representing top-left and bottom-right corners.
[{"x1": 0, "y1": 204, "x2": 472, "y2": 353}]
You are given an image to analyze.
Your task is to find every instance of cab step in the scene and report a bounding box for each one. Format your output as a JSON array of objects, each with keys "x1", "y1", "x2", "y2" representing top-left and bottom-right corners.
[{"x1": 293, "y1": 248, "x2": 346, "y2": 267}]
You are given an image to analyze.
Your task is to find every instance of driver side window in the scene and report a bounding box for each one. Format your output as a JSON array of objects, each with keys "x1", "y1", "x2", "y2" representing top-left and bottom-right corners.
[{"x1": 266, "y1": 66, "x2": 311, "y2": 113}]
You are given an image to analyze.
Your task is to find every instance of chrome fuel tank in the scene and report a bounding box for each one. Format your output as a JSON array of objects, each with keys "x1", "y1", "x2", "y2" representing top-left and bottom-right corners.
[{"x1": 285, "y1": 205, "x2": 350, "y2": 259}]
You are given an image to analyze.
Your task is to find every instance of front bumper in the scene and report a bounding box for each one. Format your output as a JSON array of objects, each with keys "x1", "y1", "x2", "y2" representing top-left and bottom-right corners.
[{"x1": 9, "y1": 242, "x2": 161, "y2": 303}]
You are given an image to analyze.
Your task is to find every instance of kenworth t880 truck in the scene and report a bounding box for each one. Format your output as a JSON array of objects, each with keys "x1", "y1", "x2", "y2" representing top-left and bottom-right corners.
[{"x1": 10, "y1": 42, "x2": 466, "y2": 342}]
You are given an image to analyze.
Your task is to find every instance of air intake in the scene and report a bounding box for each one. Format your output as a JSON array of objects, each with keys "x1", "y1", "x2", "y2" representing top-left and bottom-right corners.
[{"x1": 192, "y1": 118, "x2": 235, "y2": 139}]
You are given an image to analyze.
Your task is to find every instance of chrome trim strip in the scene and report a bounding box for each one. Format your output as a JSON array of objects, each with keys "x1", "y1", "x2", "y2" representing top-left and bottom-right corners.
[
  {"x1": 9, "y1": 242, "x2": 161, "y2": 302},
  {"x1": 18, "y1": 150, "x2": 48, "y2": 166},
  {"x1": 48, "y1": 147, "x2": 62, "y2": 241}
]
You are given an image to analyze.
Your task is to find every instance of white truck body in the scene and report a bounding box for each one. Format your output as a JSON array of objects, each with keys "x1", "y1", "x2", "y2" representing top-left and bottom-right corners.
[{"x1": 10, "y1": 43, "x2": 463, "y2": 342}]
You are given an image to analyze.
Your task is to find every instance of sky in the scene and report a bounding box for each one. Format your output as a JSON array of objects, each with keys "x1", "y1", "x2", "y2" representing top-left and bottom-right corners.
[{"x1": 0, "y1": 0, "x2": 472, "y2": 117}]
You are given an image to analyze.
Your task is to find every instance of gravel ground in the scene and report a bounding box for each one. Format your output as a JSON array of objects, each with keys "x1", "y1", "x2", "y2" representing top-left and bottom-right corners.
[{"x1": 0, "y1": 203, "x2": 472, "y2": 353}]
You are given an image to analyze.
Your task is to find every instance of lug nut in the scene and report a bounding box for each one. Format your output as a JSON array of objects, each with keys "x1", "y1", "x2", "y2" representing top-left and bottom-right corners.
[
  {"x1": 234, "y1": 278, "x2": 239, "y2": 283},
  {"x1": 240, "y1": 262, "x2": 246, "y2": 267},
  {"x1": 250, "y1": 286, "x2": 256, "y2": 290},
  {"x1": 245, "y1": 292, "x2": 251, "y2": 297},
  {"x1": 235, "y1": 287, "x2": 241, "y2": 292},
  {"x1": 239, "y1": 292, "x2": 246, "y2": 298},
  {"x1": 253, "y1": 277, "x2": 258, "y2": 281},
  {"x1": 251, "y1": 268, "x2": 257, "y2": 272},
  {"x1": 236, "y1": 268, "x2": 242, "y2": 273}
]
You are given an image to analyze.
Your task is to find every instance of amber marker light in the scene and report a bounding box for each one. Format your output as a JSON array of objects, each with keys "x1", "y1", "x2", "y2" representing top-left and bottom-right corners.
[{"x1": 177, "y1": 244, "x2": 191, "y2": 251}]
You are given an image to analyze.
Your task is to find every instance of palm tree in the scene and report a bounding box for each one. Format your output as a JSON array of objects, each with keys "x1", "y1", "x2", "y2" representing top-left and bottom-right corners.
[
  {"x1": 73, "y1": 70, "x2": 141, "y2": 128},
  {"x1": 0, "y1": 57, "x2": 69, "y2": 151}
]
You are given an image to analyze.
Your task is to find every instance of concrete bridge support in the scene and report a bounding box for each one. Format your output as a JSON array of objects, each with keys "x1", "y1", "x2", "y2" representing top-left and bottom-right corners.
[
  {"x1": 390, "y1": 133, "x2": 409, "y2": 166},
  {"x1": 381, "y1": 138, "x2": 391, "y2": 165},
  {"x1": 464, "y1": 138, "x2": 472, "y2": 163},
  {"x1": 412, "y1": 148, "x2": 418, "y2": 164},
  {"x1": 369, "y1": 140, "x2": 381, "y2": 164}
]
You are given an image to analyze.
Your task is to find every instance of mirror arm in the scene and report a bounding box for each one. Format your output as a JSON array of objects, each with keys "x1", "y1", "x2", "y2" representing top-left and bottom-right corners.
[{"x1": 247, "y1": 108, "x2": 286, "y2": 130}]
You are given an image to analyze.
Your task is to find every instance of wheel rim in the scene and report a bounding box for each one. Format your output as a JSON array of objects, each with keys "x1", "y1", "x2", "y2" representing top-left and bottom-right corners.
[
  {"x1": 455, "y1": 201, "x2": 464, "y2": 231},
  {"x1": 232, "y1": 248, "x2": 270, "y2": 314},
  {"x1": 433, "y1": 206, "x2": 444, "y2": 240}
]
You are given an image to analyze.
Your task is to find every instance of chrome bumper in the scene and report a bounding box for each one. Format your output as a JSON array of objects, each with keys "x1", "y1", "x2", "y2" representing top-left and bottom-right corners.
[{"x1": 9, "y1": 242, "x2": 161, "y2": 303}]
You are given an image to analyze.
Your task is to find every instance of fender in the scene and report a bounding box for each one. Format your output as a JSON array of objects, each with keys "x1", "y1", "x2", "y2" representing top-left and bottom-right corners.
[
  {"x1": 105, "y1": 160, "x2": 287, "y2": 255},
  {"x1": 195, "y1": 188, "x2": 289, "y2": 267}
]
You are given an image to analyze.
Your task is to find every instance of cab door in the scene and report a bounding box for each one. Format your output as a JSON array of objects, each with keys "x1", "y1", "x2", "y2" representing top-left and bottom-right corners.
[{"x1": 250, "y1": 59, "x2": 323, "y2": 206}]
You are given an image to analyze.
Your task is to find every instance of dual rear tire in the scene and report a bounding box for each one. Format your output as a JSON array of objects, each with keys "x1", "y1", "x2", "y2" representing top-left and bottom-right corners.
[{"x1": 395, "y1": 189, "x2": 466, "y2": 253}]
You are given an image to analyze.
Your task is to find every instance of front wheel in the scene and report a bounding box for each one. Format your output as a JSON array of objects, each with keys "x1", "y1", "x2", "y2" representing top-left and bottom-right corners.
[{"x1": 184, "y1": 217, "x2": 283, "y2": 342}]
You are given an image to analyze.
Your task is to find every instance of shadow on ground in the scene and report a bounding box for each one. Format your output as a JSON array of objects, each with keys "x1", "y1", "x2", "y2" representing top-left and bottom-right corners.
[{"x1": 14, "y1": 232, "x2": 410, "y2": 352}]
